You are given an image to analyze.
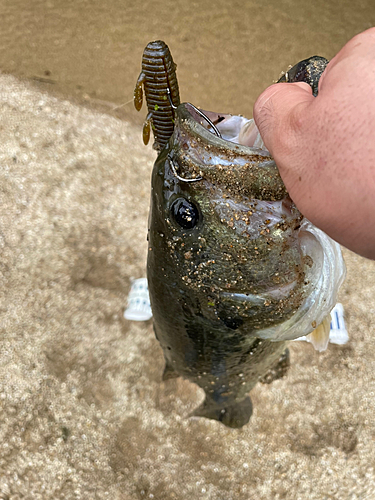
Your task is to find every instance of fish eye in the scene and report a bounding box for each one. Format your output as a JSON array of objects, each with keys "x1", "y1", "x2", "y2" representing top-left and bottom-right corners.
[{"x1": 170, "y1": 198, "x2": 200, "y2": 229}]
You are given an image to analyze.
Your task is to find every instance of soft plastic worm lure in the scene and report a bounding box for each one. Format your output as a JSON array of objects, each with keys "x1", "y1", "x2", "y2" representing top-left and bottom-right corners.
[{"x1": 134, "y1": 40, "x2": 180, "y2": 151}]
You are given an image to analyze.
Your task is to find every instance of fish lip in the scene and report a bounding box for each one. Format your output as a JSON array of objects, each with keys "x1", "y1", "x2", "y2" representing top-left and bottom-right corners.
[
  {"x1": 171, "y1": 103, "x2": 288, "y2": 201},
  {"x1": 176, "y1": 102, "x2": 270, "y2": 156}
]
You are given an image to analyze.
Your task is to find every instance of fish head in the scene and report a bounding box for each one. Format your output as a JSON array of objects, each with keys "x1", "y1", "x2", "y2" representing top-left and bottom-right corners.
[{"x1": 148, "y1": 103, "x2": 345, "y2": 341}]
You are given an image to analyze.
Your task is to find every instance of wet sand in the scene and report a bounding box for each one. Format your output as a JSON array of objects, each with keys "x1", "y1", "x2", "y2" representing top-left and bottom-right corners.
[
  {"x1": 1, "y1": 0, "x2": 374, "y2": 122},
  {"x1": 0, "y1": 1, "x2": 375, "y2": 499}
]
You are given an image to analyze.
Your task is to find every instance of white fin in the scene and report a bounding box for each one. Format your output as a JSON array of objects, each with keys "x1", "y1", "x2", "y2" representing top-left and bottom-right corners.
[
  {"x1": 305, "y1": 315, "x2": 331, "y2": 352},
  {"x1": 293, "y1": 303, "x2": 348, "y2": 347}
]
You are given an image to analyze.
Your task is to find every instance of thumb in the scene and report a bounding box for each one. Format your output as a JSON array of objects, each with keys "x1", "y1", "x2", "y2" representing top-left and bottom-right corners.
[{"x1": 253, "y1": 82, "x2": 314, "y2": 157}]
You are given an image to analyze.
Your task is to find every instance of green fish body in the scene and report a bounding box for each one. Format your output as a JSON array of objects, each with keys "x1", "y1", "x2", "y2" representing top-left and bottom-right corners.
[
  {"x1": 147, "y1": 101, "x2": 345, "y2": 428},
  {"x1": 146, "y1": 55, "x2": 344, "y2": 428}
]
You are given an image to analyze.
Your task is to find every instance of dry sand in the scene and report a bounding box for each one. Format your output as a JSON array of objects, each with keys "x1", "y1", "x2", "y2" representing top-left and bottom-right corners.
[{"x1": 0, "y1": 74, "x2": 375, "y2": 500}]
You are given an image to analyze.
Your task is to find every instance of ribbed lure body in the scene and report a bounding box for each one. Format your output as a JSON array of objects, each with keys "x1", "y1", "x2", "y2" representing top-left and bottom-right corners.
[{"x1": 134, "y1": 41, "x2": 180, "y2": 151}]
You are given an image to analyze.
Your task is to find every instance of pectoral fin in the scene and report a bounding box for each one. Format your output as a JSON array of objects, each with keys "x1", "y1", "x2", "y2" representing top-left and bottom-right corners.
[
  {"x1": 162, "y1": 360, "x2": 180, "y2": 381},
  {"x1": 306, "y1": 314, "x2": 331, "y2": 352}
]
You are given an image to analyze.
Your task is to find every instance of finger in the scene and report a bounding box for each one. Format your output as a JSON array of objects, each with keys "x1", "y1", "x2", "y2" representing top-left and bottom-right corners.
[{"x1": 253, "y1": 82, "x2": 314, "y2": 158}]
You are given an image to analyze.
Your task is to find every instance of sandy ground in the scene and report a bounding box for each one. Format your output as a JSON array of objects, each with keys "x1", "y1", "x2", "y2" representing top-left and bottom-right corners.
[
  {"x1": 1, "y1": 2, "x2": 375, "y2": 499},
  {"x1": 1, "y1": 0, "x2": 374, "y2": 126},
  {"x1": 0, "y1": 72, "x2": 375, "y2": 500}
]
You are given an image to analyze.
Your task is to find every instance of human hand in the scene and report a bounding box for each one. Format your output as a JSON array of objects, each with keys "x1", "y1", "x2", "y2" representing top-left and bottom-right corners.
[{"x1": 253, "y1": 28, "x2": 375, "y2": 260}]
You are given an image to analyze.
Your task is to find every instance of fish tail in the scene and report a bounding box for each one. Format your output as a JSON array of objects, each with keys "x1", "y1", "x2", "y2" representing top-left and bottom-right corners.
[{"x1": 190, "y1": 396, "x2": 253, "y2": 429}]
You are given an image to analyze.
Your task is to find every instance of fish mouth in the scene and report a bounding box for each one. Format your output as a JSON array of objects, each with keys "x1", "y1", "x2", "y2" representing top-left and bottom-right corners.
[
  {"x1": 171, "y1": 103, "x2": 288, "y2": 201},
  {"x1": 184, "y1": 102, "x2": 267, "y2": 149}
]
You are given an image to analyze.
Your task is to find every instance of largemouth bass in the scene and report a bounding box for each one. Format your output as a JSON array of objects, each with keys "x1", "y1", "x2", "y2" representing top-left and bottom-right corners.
[{"x1": 137, "y1": 44, "x2": 345, "y2": 428}]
